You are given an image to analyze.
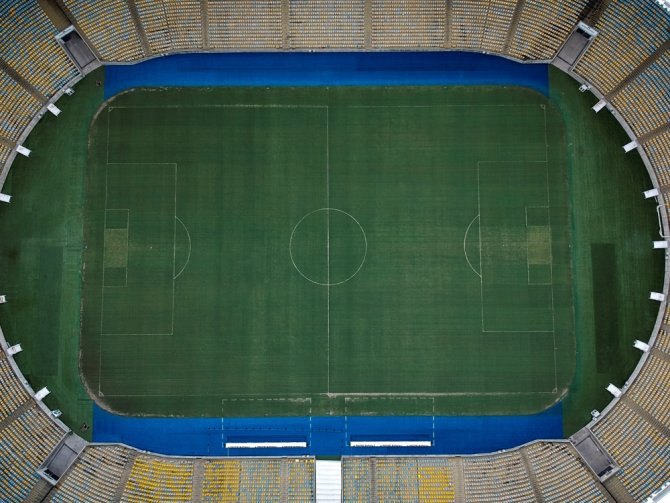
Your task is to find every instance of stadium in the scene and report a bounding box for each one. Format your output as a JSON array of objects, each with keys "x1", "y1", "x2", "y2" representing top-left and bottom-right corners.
[{"x1": 0, "y1": 0, "x2": 668, "y2": 501}]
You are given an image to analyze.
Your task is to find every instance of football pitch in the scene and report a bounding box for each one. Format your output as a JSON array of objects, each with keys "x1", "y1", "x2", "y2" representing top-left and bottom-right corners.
[{"x1": 80, "y1": 86, "x2": 574, "y2": 417}]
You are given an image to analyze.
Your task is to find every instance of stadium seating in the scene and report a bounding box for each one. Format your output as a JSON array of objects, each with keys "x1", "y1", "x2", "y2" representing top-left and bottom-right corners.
[
  {"x1": 0, "y1": 1, "x2": 79, "y2": 96},
  {"x1": 626, "y1": 353, "x2": 670, "y2": 426},
  {"x1": 592, "y1": 401, "x2": 670, "y2": 502},
  {"x1": 0, "y1": 1, "x2": 670, "y2": 501},
  {"x1": 461, "y1": 450, "x2": 536, "y2": 501},
  {"x1": 450, "y1": 0, "x2": 516, "y2": 53},
  {"x1": 0, "y1": 70, "x2": 42, "y2": 141},
  {"x1": 120, "y1": 454, "x2": 194, "y2": 502},
  {"x1": 289, "y1": 0, "x2": 365, "y2": 49},
  {"x1": 574, "y1": 0, "x2": 670, "y2": 96},
  {"x1": 61, "y1": 0, "x2": 144, "y2": 62},
  {"x1": 208, "y1": 0, "x2": 282, "y2": 50},
  {"x1": 47, "y1": 445, "x2": 132, "y2": 503},
  {"x1": 647, "y1": 132, "x2": 670, "y2": 186},
  {"x1": 523, "y1": 442, "x2": 611, "y2": 502},
  {"x1": 371, "y1": 0, "x2": 446, "y2": 49},
  {"x1": 0, "y1": 405, "x2": 65, "y2": 502},
  {"x1": 611, "y1": 51, "x2": 670, "y2": 137},
  {"x1": 0, "y1": 352, "x2": 30, "y2": 421},
  {"x1": 507, "y1": 0, "x2": 589, "y2": 61}
]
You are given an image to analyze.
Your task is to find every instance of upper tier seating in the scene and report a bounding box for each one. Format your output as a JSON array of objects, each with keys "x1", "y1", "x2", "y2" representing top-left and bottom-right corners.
[
  {"x1": 508, "y1": 0, "x2": 590, "y2": 61},
  {"x1": 62, "y1": 0, "x2": 144, "y2": 62},
  {"x1": 524, "y1": 442, "x2": 611, "y2": 502},
  {"x1": 0, "y1": 352, "x2": 30, "y2": 421},
  {"x1": 289, "y1": 0, "x2": 365, "y2": 49},
  {"x1": 0, "y1": 70, "x2": 42, "y2": 141},
  {"x1": 611, "y1": 50, "x2": 670, "y2": 137},
  {"x1": 371, "y1": 0, "x2": 446, "y2": 48},
  {"x1": 462, "y1": 450, "x2": 535, "y2": 502},
  {"x1": 592, "y1": 401, "x2": 670, "y2": 501},
  {"x1": 208, "y1": 0, "x2": 281, "y2": 50},
  {"x1": 646, "y1": 131, "x2": 670, "y2": 186},
  {"x1": 450, "y1": 0, "x2": 516, "y2": 53},
  {"x1": 574, "y1": 0, "x2": 670, "y2": 95},
  {"x1": 0, "y1": 405, "x2": 66, "y2": 503},
  {"x1": 0, "y1": 1, "x2": 79, "y2": 96},
  {"x1": 120, "y1": 454, "x2": 193, "y2": 502},
  {"x1": 47, "y1": 445, "x2": 133, "y2": 503}
]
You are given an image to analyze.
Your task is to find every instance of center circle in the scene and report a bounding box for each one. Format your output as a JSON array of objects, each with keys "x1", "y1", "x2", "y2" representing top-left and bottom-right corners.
[{"x1": 289, "y1": 208, "x2": 367, "y2": 286}]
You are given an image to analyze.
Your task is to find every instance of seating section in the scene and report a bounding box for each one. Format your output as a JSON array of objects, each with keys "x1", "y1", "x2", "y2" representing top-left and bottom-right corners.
[
  {"x1": 62, "y1": 0, "x2": 144, "y2": 62},
  {"x1": 524, "y1": 442, "x2": 610, "y2": 502},
  {"x1": 646, "y1": 132, "x2": 670, "y2": 187},
  {"x1": 626, "y1": 353, "x2": 670, "y2": 427},
  {"x1": 0, "y1": 70, "x2": 42, "y2": 141},
  {"x1": 592, "y1": 401, "x2": 670, "y2": 501},
  {"x1": 0, "y1": 352, "x2": 30, "y2": 421},
  {"x1": 342, "y1": 457, "x2": 372, "y2": 501},
  {"x1": 0, "y1": 142, "x2": 10, "y2": 166},
  {"x1": 285, "y1": 458, "x2": 316, "y2": 501},
  {"x1": 612, "y1": 51, "x2": 670, "y2": 137},
  {"x1": 0, "y1": 1, "x2": 79, "y2": 96},
  {"x1": 342, "y1": 456, "x2": 456, "y2": 501},
  {"x1": 656, "y1": 324, "x2": 670, "y2": 355},
  {"x1": 120, "y1": 455, "x2": 193, "y2": 502},
  {"x1": 462, "y1": 451, "x2": 535, "y2": 501},
  {"x1": 47, "y1": 445, "x2": 133, "y2": 503},
  {"x1": 574, "y1": 0, "x2": 670, "y2": 95},
  {"x1": 134, "y1": 0, "x2": 172, "y2": 55},
  {"x1": 208, "y1": 0, "x2": 282, "y2": 50},
  {"x1": 508, "y1": 0, "x2": 589, "y2": 61},
  {"x1": 0, "y1": 405, "x2": 65, "y2": 503},
  {"x1": 289, "y1": 0, "x2": 364, "y2": 49},
  {"x1": 163, "y1": 0, "x2": 203, "y2": 52},
  {"x1": 202, "y1": 459, "x2": 240, "y2": 502},
  {"x1": 450, "y1": 0, "x2": 516, "y2": 53},
  {"x1": 371, "y1": 0, "x2": 446, "y2": 48}
]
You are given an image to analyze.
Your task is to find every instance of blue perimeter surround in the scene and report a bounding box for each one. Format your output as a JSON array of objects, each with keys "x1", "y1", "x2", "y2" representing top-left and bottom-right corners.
[
  {"x1": 94, "y1": 403, "x2": 562, "y2": 457},
  {"x1": 96, "y1": 52, "x2": 559, "y2": 457},
  {"x1": 104, "y1": 51, "x2": 549, "y2": 98}
]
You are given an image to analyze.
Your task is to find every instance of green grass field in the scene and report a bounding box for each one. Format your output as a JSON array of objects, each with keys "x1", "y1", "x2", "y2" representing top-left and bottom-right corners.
[
  {"x1": 0, "y1": 68, "x2": 662, "y2": 437},
  {"x1": 79, "y1": 86, "x2": 574, "y2": 417}
]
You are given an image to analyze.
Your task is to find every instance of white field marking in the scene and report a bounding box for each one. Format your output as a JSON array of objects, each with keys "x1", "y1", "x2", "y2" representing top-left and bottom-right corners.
[
  {"x1": 346, "y1": 104, "x2": 545, "y2": 108},
  {"x1": 463, "y1": 214, "x2": 481, "y2": 278},
  {"x1": 98, "y1": 159, "x2": 178, "y2": 391},
  {"x1": 542, "y1": 104, "x2": 559, "y2": 391},
  {"x1": 289, "y1": 208, "x2": 368, "y2": 287},
  {"x1": 344, "y1": 396, "x2": 435, "y2": 415},
  {"x1": 326, "y1": 106, "x2": 330, "y2": 395},
  {"x1": 173, "y1": 216, "x2": 192, "y2": 280},
  {"x1": 110, "y1": 104, "x2": 328, "y2": 109},
  {"x1": 104, "y1": 390, "x2": 560, "y2": 398},
  {"x1": 477, "y1": 160, "x2": 556, "y2": 334}
]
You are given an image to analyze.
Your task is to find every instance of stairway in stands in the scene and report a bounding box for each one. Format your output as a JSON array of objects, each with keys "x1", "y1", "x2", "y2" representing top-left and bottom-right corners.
[{"x1": 315, "y1": 460, "x2": 341, "y2": 502}]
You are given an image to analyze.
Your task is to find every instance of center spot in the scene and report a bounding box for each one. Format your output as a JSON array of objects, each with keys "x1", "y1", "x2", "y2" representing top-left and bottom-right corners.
[{"x1": 290, "y1": 208, "x2": 367, "y2": 286}]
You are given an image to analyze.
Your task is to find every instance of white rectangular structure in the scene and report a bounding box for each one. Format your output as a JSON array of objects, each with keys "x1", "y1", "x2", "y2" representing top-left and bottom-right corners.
[
  {"x1": 623, "y1": 140, "x2": 638, "y2": 152},
  {"x1": 644, "y1": 188, "x2": 660, "y2": 199},
  {"x1": 0, "y1": 295, "x2": 6, "y2": 304},
  {"x1": 606, "y1": 384, "x2": 622, "y2": 397},
  {"x1": 7, "y1": 344, "x2": 22, "y2": 355},
  {"x1": 0, "y1": 193, "x2": 10, "y2": 203},
  {"x1": 654, "y1": 241, "x2": 669, "y2": 249},
  {"x1": 16, "y1": 145, "x2": 31, "y2": 157},
  {"x1": 316, "y1": 460, "x2": 342, "y2": 503},
  {"x1": 224, "y1": 442, "x2": 307, "y2": 449},
  {"x1": 35, "y1": 387, "x2": 50, "y2": 401},
  {"x1": 592, "y1": 100, "x2": 607, "y2": 112},
  {"x1": 350, "y1": 440, "x2": 432, "y2": 447},
  {"x1": 47, "y1": 103, "x2": 61, "y2": 116},
  {"x1": 634, "y1": 340, "x2": 650, "y2": 352},
  {"x1": 650, "y1": 292, "x2": 665, "y2": 301},
  {"x1": 64, "y1": 88, "x2": 75, "y2": 96}
]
